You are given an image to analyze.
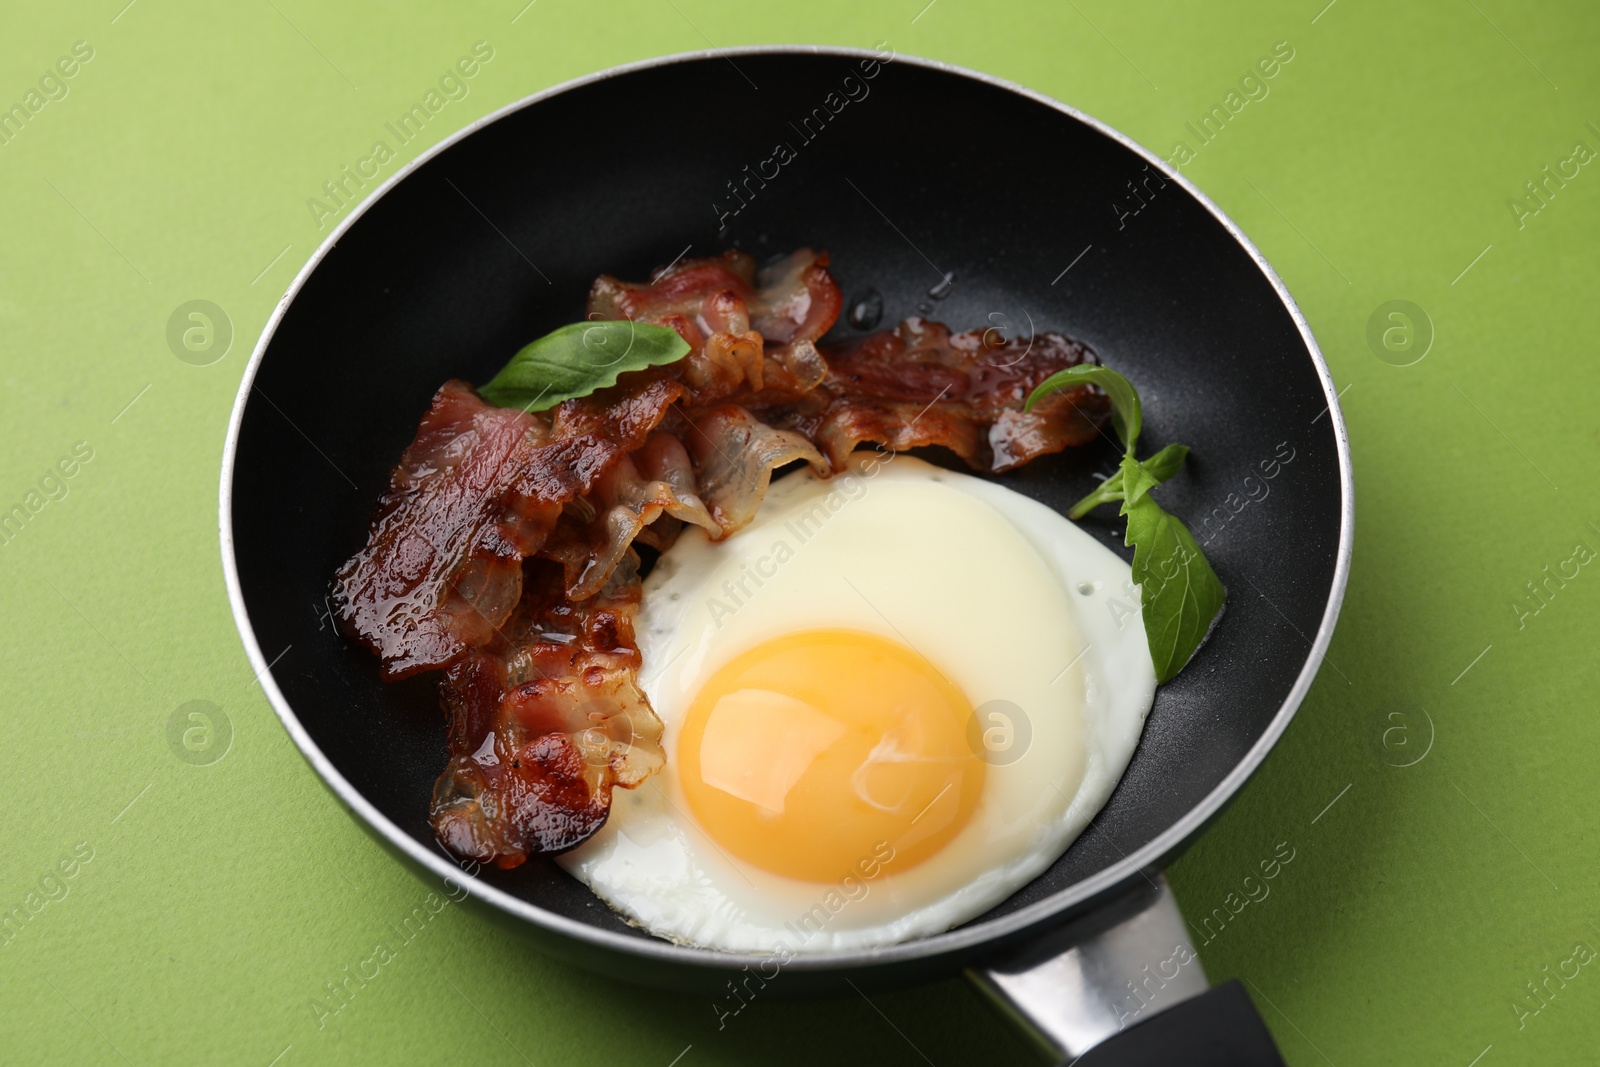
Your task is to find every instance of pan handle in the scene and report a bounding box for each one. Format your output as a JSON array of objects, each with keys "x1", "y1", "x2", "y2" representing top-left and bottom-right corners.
[{"x1": 966, "y1": 874, "x2": 1283, "y2": 1064}]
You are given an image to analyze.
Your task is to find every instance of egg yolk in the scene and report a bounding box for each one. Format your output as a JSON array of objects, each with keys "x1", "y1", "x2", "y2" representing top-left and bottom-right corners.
[{"x1": 677, "y1": 629, "x2": 985, "y2": 883}]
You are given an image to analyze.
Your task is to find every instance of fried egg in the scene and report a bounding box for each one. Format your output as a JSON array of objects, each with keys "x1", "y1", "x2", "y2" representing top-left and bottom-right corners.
[{"x1": 555, "y1": 453, "x2": 1156, "y2": 953}]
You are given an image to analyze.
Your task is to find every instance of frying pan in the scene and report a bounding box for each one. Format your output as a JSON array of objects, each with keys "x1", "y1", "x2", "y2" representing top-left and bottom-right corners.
[{"x1": 221, "y1": 47, "x2": 1351, "y2": 1063}]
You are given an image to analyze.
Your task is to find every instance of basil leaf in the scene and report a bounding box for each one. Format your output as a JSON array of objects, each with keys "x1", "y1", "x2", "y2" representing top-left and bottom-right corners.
[
  {"x1": 1119, "y1": 451, "x2": 1161, "y2": 507},
  {"x1": 1032, "y1": 361, "x2": 1220, "y2": 681},
  {"x1": 1067, "y1": 445, "x2": 1187, "y2": 519},
  {"x1": 1141, "y1": 443, "x2": 1189, "y2": 483},
  {"x1": 1025, "y1": 364, "x2": 1142, "y2": 453},
  {"x1": 478, "y1": 320, "x2": 690, "y2": 411},
  {"x1": 1121, "y1": 486, "x2": 1227, "y2": 683}
]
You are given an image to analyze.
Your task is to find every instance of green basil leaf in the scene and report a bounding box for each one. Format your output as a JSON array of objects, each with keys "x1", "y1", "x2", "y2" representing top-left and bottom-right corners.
[
  {"x1": 1121, "y1": 488, "x2": 1227, "y2": 683},
  {"x1": 1035, "y1": 364, "x2": 1219, "y2": 681},
  {"x1": 478, "y1": 320, "x2": 690, "y2": 411},
  {"x1": 1119, "y1": 451, "x2": 1161, "y2": 507},
  {"x1": 1067, "y1": 444, "x2": 1188, "y2": 519},
  {"x1": 1024, "y1": 364, "x2": 1142, "y2": 454},
  {"x1": 1140, "y1": 443, "x2": 1189, "y2": 484}
]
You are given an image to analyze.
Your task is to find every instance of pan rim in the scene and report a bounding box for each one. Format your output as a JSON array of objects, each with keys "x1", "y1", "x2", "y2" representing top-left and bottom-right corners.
[{"x1": 219, "y1": 43, "x2": 1354, "y2": 974}]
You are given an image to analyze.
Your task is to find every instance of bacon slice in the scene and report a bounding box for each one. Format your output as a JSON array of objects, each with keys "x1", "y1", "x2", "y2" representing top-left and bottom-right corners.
[
  {"x1": 746, "y1": 248, "x2": 844, "y2": 344},
  {"x1": 587, "y1": 248, "x2": 840, "y2": 344},
  {"x1": 549, "y1": 376, "x2": 683, "y2": 450},
  {"x1": 587, "y1": 248, "x2": 842, "y2": 403},
  {"x1": 430, "y1": 554, "x2": 663, "y2": 864},
  {"x1": 676, "y1": 405, "x2": 829, "y2": 533},
  {"x1": 538, "y1": 408, "x2": 828, "y2": 600},
  {"x1": 540, "y1": 433, "x2": 718, "y2": 600},
  {"x1": 763, "y1": 317, "x2": 1110, "y2": 473},
  {"x1": 332, "y1": 382, "x2": 618, "y2": 680}
]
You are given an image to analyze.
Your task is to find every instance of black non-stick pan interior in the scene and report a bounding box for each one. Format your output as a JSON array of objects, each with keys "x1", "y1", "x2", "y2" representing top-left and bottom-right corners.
[{"x1": 229, "y1": 51, "x2": 1343, "y2": 977}]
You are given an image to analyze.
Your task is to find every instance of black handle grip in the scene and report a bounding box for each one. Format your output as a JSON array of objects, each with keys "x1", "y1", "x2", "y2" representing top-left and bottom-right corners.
[{"x1": 1068, "y1": 980, "x2": 1285, "y2": 1066}]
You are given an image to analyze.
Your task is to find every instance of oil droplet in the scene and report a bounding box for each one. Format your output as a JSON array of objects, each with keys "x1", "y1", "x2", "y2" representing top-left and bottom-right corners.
[
  {"x1": 927, "y1": 271, "x2": 956, "y2": 301},
  {"x1": 847, "y1": 288, "x2": 883, "y2": 331}
]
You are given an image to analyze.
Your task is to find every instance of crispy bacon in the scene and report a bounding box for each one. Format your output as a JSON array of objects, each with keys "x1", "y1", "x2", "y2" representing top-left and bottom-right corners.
[
  {"x1": 587, "y1": 248, "x2": 841, "y2": 403},
  {"x1": 332, "y1": 382, "x2": 618, "y2": 680},
  {"x1": 588, "y1": 248, "x2": 841, "y2": 346},
  {"x1": 540, "y1": 433, "x2": 718, "y2": 601},
  {"x1": 675, "y1": 405, "x2": 829, "y2": 533},
  {"x1": 431, "y1": 554, "x2": 663, "y2": 863},
  {"x1": 764, "y1": 317, "x2": 1110, "y2": 473},
  {"x1": 333, "y1": 248, "x2": 1112, "y2": 867},
  {"x1": 549, "y1": 376, "x2": 684, "y2": 450}
]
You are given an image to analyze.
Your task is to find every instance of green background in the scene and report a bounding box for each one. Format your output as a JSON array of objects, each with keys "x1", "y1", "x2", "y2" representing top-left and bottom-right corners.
[{"x1": 2, "y1": 0, "x2": 1596, "y2": 1063}]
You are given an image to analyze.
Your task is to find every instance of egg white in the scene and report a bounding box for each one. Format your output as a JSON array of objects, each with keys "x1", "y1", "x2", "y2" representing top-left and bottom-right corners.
[{"x1": 556, "y1": 454, "x2": 1156, "y2": 953}]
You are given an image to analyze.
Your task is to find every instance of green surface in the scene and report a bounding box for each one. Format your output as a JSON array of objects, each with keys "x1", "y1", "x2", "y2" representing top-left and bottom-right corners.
[{"x1": 1, "y1": 1, "x2": 1596, "y2": 1063}]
